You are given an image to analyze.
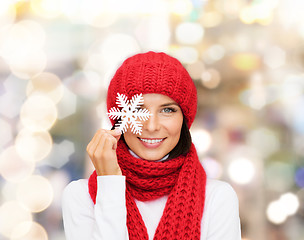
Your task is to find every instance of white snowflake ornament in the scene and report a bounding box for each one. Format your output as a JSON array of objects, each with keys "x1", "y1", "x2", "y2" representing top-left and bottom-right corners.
[{"x1": 107, "y1": 93, "x2": 152, "y2": 135}]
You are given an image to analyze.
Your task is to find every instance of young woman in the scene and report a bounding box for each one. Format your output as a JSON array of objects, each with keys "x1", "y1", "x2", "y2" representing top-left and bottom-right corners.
[{"x1": 62, "y1": 52, "x2": 241, "y2": 240}]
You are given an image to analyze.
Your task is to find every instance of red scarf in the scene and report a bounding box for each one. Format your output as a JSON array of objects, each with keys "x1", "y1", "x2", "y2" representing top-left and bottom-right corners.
[{"x1": 88, "y1": 139, "x2": 206, "y2": 239}]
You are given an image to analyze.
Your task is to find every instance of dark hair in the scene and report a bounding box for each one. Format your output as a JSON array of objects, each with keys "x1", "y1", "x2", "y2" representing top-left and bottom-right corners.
[{"x1": 111, "y1": 115, "x2": 192, "y2": 160}]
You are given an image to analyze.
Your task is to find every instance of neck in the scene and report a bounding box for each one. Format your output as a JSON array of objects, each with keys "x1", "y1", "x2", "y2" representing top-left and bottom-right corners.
[{"x1": 128, "y1": 149, "x2": 169, "y2": 162}]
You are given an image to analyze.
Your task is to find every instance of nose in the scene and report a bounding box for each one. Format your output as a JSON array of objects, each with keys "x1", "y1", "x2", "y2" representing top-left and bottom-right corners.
[{"x1": 143, "y1": 113, "x2": 160, "y2": 132}]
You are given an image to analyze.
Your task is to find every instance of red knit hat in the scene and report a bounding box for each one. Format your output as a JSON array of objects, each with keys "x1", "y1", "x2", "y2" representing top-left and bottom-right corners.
[{"x1": 107, "y1": 51, "x2": 197, "y2": 128}]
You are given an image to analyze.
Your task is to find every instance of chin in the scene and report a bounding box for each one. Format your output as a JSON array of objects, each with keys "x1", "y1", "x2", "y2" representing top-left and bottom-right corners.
[{"x1": 137, "y1": 151, "x2": 166, "y2": 161}]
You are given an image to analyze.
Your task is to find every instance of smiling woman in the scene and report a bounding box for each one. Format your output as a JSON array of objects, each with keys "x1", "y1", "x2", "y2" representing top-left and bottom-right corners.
[{"x1": 62, "y1": 51, "x2": 241, "y2": 240}]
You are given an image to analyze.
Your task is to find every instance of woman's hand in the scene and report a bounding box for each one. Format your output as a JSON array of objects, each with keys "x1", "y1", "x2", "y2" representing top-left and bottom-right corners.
[{"x1": 86, "y1": 129, "x2": 122, "y2": 176}]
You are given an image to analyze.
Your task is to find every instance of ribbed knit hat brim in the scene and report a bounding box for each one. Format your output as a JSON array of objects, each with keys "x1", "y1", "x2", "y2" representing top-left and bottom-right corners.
[{"x1": 107, "y1": 51, "x2": 197, "y2": 128}]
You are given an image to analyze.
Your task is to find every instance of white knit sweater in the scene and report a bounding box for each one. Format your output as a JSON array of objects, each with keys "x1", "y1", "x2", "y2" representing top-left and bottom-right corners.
[{"x1": 62, "y1": 176, "x2": 241, "y2": 240}]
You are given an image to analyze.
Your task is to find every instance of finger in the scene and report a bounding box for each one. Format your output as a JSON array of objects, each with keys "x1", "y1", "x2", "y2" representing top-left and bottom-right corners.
[
  {"x1": 107, "y1": 128, "x2": 121, "y2": 145},
  {"x1": 96, "y1": 129, "x2": 121, "y2": 142},
  {"x1": 87, "y1": 131, "x2": 106, "y2": 157},
  {"x1": 91, "y1": 135, "x2": 107, "y2": 159},
  {"x1": 102, "y1": 128, "x2": 121, "y2": 139},
  {"x1": 103, "y1": 134, "x2": 118, "y2": 152}
]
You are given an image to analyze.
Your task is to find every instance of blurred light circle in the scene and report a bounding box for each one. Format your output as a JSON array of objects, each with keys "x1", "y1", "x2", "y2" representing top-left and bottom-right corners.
[
  {"x1": 175, "y1": 22, "x2": 204, "y2": 45},
  {"x1": 20, "y1": 95, "x2": 57, "y2": 131},
  {"x1": 96, "y1": 33, "x2": 140, "y2": 85},
  {"x1": 240, "y1": 5, "x2": 274, "y2": 25},
  {"x1": 26, "y1": 72, "x2": 64, "y2": 104},
  {"x1": 170, "y1": 0, "x2": 193, "y2": 16},
  {"x1": 174, "y1": 47, "x2": 198, "y2": 64},
  {"x1": 280, "y1": 193, "x2": 299, "y2": 216},
  {"x1": 263, "y1": 46, "x2": 286, "y2": 69},
  {"x1": 80, "y1": 0, "x2": 118, "y2": 28},
  {"x1": 0, "y1": 201, "x2": 32, "y2": 238},
  {"x1": 11, "y1": 221, "x2": 48, "y2": 240},
  {"x1": 203, "y1": 44, "x2": 225, "y2": 64},
  {"x1": 134, "y1": 15, "x2": 171, "y2": 52},
  {"x1": 99, "y1": 34, "x2": 140, "y2": 69},
  {"x1": 0, "y1": 20, "x2": 45, "y2": 62},
  {"x1": 267, "y1": 200, "x2": 287, "y2": 224},
  {"x1": 231, "y1": 53, "x2": 260, "y2": 71},
  {"x1": 265, "y1": 162, "x2": 294, "y2": 191},
  {"x1": 17, "y1": 175, "x2": 53, "y2": 213},
  {"x1": 247, "y1": 127, "x2": 280, "y2": 158},
  {"x1": 31, "y1": 0, "x2": 62, "y2": 19},
  {"x1": 15, "y1": 129, "x2": 53, "y2": 163},
  {"x1": 280, "y1": 75, "x2": 303, "y2": 102},
  {"x1": 0, "y1": 146, "x2": 35, "y2": 182},
  {"x1": 201, "y1": 11, "x2": 222, "y2": 28},
  {"x1": 201, "y1": 69, "x2": 221, "y2": 89},
  {"x1": 186, "y1": 60, "x2": 205, "y2": 80},
  {"x1": 9, "y1": 50, "x2": 47, "y2": 79},
  {"x1": 240, "y1": 6, "x2": 256, "y2": 24},
  {"x1": 191, "y1": 129, "x2": 212, "y2": 155},
  {"x1": 0, "y1": 24, "x2": 29, "y2": 60},
  {"x1": 17, "y1": 20, "x2": 45, "y2": 51},
  {"x1": 61, "y1": 0, "x2": 83, "y2": 23},
  {"x1": 0, "y1": 118, "x2": 13, "y2": 148},
  {"x1": 0, "y1": 1, "x2": 16, "y2": 28},
  {"x1": 228, "y1": 158, "x2": 255, "y2": 184}
]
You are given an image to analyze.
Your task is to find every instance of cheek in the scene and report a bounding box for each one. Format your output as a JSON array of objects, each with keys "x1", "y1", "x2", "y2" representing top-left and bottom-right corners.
[
  {"x1": 167, "y1": 116, "x2": 183, "y2": 137},
  {"x1": 124, "y1": 132, "x2": 137, "y2": 146}
]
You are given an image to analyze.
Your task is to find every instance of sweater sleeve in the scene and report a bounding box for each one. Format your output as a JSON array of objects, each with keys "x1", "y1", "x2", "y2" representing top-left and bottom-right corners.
[
  {"x1": 62, "y1": 176, "x2": 129, "y2": 240},
  {"x1": 204, "y1": 180, "x2": 241, "y2": 240}
]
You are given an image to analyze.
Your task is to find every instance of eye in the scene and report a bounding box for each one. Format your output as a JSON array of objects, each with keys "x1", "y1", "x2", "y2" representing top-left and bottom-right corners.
[{"x1": 161, "y1": 107, "x2": 177, "y2": 113}]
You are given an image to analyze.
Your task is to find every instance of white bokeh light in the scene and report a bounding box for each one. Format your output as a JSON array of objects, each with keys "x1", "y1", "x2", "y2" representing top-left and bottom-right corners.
[
  {"x1": 173, "y1": 46, "x2": 199, "y2": 64},
  {"x1": 15, "y1": 128, "x2": 53, "y2": 163},
  {"x1": 280, "y1": 192, "x2": 300, "y2": 216},
  {"x1": 26, "y1": 72, "x2": 64, "y2": 104},
  {"x1": 267, "y1": 200, "x2": 287, "y2": 224},
  {"x1": 191, "y1": 128, "x2": 212, "y2": 155},
  {"x1": 20, "y1": 95, "x2": 57, "y2": 131},
  {"x1": 0, "y1": 146, "x2": 35, "y2": 182},
  {"x1": 175, "y1": 22, "x2": 204, "y2": 45},
  {"x1": 11, "y1": 221, "x2": 48, "y2": 240},
  {"x1": 228, "y1": 158, "x2": 255, "y2": 185},
  {"x1": 0, "y1": 201, "x2": 32, "y2": 238},
  {"x1": 17, "y1": 175, "x2": 54, "y2": 213},
  {"x1": 266, "y1": 192, "x2": 299, "y2": 224}
]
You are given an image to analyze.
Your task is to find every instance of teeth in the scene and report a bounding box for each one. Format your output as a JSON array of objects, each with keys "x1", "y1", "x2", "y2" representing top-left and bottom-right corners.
[{"x1": 140, "y1": 138, "x2": 164, "y2": 144}]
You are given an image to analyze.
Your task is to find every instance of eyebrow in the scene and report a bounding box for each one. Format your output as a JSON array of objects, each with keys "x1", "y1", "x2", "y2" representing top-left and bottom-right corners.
[
  {"x1": 160, "y1": 103, "x2": 180, "y2": 107},
  {"x1": 142, "y1": 102, "x2": 180, "y2": 108}
]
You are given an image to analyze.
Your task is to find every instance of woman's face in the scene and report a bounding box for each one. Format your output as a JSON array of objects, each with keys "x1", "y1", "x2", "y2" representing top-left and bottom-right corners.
[{"x1": 123, "y1": 93, "x2": 183, "y2": 161}]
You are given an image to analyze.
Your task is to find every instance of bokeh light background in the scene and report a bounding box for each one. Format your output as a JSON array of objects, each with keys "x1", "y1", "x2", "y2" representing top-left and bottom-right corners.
[{"x1": 0, "y1": 0, "x2": 304, "y2": 239}]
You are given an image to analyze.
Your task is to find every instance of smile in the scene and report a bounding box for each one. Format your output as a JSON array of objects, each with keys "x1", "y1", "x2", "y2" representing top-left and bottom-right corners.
[{"x1": 138, "y1": 138, "x2": 165, "y2": 144}]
